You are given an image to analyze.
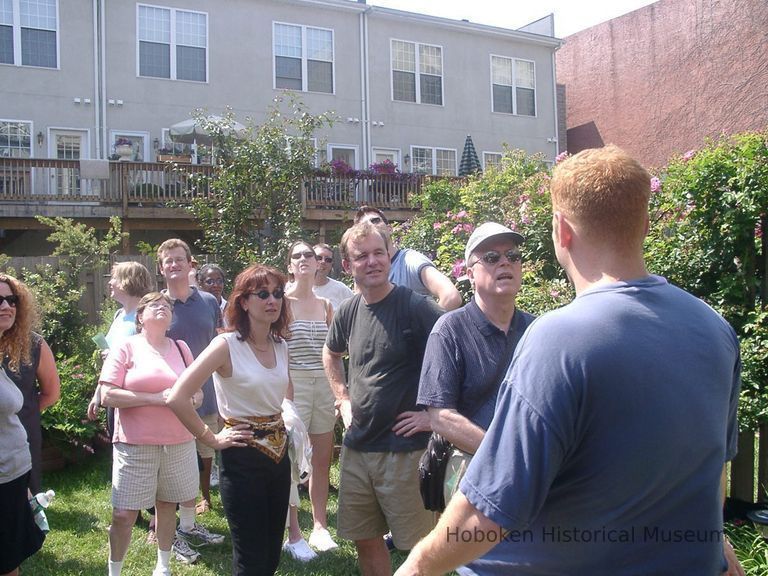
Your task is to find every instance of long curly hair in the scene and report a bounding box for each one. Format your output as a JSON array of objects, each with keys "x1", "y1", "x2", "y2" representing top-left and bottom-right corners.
[
  {"x1": 225, "y1": 264, "x2": 290, "y2": 342},
  {"x1": 0, "y1": 273, "x2": 40, "y2": 373}
]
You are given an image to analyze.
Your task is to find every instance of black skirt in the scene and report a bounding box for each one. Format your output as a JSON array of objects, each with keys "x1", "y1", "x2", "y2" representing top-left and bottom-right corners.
[{"x1": 0, "y1": 471, "x2": 45, "y2": 573}]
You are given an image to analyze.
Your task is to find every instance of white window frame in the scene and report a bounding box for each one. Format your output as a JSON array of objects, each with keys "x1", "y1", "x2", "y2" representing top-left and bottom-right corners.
[
  {"x1": 410, "y1": 145, "x2": 457, "y2": 176},
  {"x1": 483, "y1": 151, "x2": 503, "y2": 170},
  {"x1": 490, "y1": 54, "x2": 536, "y2": 117},
  {"x1": 390, "y1": 39, "x2": 444, "y2": 106},
  {"x1": 371, "y1": 148, "x2": 401, "y2": 170},
  {"x1": 109, "y1": 130, "x2": 150, "y2": 162},
  {"x1": 0, "y1": 0, "x2": 59, "y2": 68},
  {"x1": 136, "y1": 4, "x2": 209, "y2": 83},
  {"x1": 273, "y1": 21, "x2": 335, "y2": 94},
  {"x1": 327, "y1": 143, "x2": 358, "y2": 169},
  {"x1": 0, "y1": 118, "x2": 34, "y2": 157}
]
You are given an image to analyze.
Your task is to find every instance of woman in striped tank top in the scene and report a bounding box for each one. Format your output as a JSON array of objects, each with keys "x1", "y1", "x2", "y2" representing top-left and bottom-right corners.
[{"x1": 283, "y1": 240, "x2": 339, "y2": 560}]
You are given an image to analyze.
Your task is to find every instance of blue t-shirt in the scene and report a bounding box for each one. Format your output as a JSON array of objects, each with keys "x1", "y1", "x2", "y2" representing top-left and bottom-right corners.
[
  {"x1": 417, "y1": 298, "x2": 534, "y2": 429},
  {"x1": 462, "y1": 276, "x2": 740, "y2": 575},
  {"x1": 389, "y1": 248, "x2": 434, "y2": 297},
  {"x1": 105, "y1": 308, "x2": 137, "y2": 349},
  {"x1": 167, "y1": 287, "x2": 221, "y2": 417}
]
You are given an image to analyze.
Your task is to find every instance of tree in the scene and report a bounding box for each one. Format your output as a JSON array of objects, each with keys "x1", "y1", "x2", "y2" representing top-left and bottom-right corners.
[{"x1": 185, "y1": 96, "x2": 335, "y2": 276}]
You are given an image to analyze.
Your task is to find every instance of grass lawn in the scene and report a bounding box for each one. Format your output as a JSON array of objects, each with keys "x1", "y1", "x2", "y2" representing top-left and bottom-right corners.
[
  {"x1": 21, "y1": 450, "x2": 419, "y2": 575},
  {"x1": 20, "y1": 449, "x2": 768, "y2": 575}
]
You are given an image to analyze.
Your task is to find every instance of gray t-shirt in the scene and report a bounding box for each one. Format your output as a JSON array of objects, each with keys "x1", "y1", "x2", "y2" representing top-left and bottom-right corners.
[
  {"x1": 389, "y1": 248, "x2": 434, "y2": 297},
  {"x1": 167, "y1": 287, "x2": 221, "y2": 416},
  {"x1": 462, "y1": 276, "x2": 741, "y2": 575},
  {"x1": 326, "y1": 285, "x2": 443, "y2": 452},
  {"x1": 0, "y1": 367, "x2": 31, "y2": 483}
]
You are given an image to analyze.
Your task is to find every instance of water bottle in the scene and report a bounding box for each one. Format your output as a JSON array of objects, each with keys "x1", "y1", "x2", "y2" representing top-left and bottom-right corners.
[{"x1": 29, "y1": 489, "x2": 55, "y2": 533}]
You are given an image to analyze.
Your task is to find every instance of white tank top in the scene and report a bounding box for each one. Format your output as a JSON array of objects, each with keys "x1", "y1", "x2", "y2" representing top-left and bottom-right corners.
[{"x1": 213, "y1": 332, "x2": 289, "y2": 419}]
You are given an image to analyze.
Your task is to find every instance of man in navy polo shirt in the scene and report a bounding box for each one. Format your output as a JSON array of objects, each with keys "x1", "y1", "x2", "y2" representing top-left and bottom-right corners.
[{"x1": 417, "y1": 222, "x2": 534, "y2": 512}]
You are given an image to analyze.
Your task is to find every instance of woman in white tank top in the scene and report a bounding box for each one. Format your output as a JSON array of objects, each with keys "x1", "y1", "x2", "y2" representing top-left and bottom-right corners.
[
  {"x1": 282, "y1": 240, "x2": 338, "y2": 559},
  {"x1": 168, "y1": 264, "x2": 295, "y2": 576}
]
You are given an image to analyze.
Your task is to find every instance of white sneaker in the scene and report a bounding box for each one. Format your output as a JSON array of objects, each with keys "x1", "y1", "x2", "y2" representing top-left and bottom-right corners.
[
  {"x1": 308, "y1": 527, "x2": 338, "y2": 552},
  {"x1": 455, "y1": 566, "x2": 477, "y2": 576},
  {"x1": 283, "y1": 538, "x2": 318, "y2": 562},
  {"x1": 210, "y1": 464, "x2": 219, "y2": 488},
  {"x1": 152, "y1": 566, "x2": 172, "y2": 576}
]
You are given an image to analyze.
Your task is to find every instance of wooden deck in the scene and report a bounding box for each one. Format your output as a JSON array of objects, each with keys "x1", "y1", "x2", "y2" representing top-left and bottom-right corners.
[{"x1": 0, "y1": 158, "x2": 424, "y2": 224}]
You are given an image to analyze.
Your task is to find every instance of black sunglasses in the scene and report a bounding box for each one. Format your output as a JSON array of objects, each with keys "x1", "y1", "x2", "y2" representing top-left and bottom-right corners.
[
  {"x1": 368, "y1": 216, "x2": 384, "y2": 225},
  {"x1": 0, "y1": 294, "x2": 19, "y2": 307},
  {"x1": 315, "y1": 255, "x2": 333, "y2": 263},
  {"x1": 251, "y1": 289, "x2": 285, "y2": 300},
  {"x1": 290, "y1": 251, "x2": 315, "y2": 261},
  {"x1": 470, "y1": 249, "x2": 522, "y2": 266}
]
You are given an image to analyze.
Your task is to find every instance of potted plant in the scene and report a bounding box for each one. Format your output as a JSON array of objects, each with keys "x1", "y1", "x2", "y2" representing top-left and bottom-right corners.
[{"x1": 114, "y1": 137, "x2": 134, "y2": 161}]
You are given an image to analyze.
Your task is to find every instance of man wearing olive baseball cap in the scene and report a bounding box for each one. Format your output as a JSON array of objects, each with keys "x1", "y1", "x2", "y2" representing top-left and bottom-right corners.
[{"x1": 417, "y1": 221, "x2": 534, "y2": 519}]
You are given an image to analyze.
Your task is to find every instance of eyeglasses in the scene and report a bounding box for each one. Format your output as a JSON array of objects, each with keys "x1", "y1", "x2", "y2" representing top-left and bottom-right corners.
[
  {"x1": 469, "y1": 249, "x2": 522, "y2": 267},
  {"x1": 251, "y1": 288, "x2": 285, "y2": 300},
  {"x1": 315, "y1": 255, "x2": 333, "y2": 263},
  {"x1": 367, "y1": 216, "x2": 384, "y2": 225},
  {"x1": 0, "y1": 294, "x2": 19, "y2": 307},
  {"x1": 290, "y1": 251, "x2": 315, "y2": 261},
  {"x1": 203, "y1": 277, "x2": 224, "y2": 286},
  {"x1": 146, "y1": 301, "x2": 172, "y2": 311}
]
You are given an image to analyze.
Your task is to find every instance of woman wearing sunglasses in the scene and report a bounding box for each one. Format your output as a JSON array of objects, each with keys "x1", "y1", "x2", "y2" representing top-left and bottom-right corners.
[
  {"x1": 283, "y1": 241, "x2": 338, "y2": 560},
  {"x1": 168, "y1": 264, "x2": 295, "y2": 576},
  {"x1": 0, "y1": 275, "x2": 51, "y2": 575},
  {"x1": 0, "y1": 274, "x2": 59, "y2": 496},
  {"x1": 99, "y1": 292, "x2": 203, "y2": 576}
]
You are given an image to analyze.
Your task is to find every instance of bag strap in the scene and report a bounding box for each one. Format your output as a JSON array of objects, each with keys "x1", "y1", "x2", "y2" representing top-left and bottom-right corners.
[
  {"x1": 468, "y1": 311, "x2": 531, "y2": 418},
  {"x1": 174, "y1": 339, "x2": 188, "y2": 368}
]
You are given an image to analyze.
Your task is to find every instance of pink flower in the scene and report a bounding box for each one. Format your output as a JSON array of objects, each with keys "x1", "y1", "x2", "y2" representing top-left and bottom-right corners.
[
  {"x1": 462, "y1": 223, "x2": 475, "y2": 234},
  {"x1": 455, "y1": 210, "x2": 468, "y2": 220},
  {"x1": 682, "y1": 150, "x2": 696, "y2": 161},
  {"x1": 451, "y1": 259, "x2": 466, "y2": 279},
  {"x1": 650, "y1": 177, "x2": 661, "y2": 193},
  {"x1": 550, "y1": 290, "x2": 560, "y2": 298},
  {"x1": 433, "y1": 222, "x2": 443, "y2": 230},
  {"x1": 555, "y1": 151, "x2": 569, "y2": 164},
  {"x1": 451, "y1": 224, "x2": 463, "y2": 234}
]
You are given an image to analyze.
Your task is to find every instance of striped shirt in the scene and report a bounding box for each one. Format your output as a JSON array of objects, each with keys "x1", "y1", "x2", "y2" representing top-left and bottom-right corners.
[{"x1": 287, "y1": 319, "x2": 327, "y2": 370}]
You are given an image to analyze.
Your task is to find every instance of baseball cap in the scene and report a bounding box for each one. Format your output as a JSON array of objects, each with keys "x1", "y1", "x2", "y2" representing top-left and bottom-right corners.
[{"x1": 464, "y1": 222, "x2": 525, "y2": 264}]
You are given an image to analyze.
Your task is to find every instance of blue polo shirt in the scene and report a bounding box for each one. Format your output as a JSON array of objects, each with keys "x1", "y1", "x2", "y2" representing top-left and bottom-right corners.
[
  {"x1": 417, "y1": 298, "x2": 534, "y2": 428},
  {"x1": 166, "y1": 286, "x2": 221, "y2": 417}
]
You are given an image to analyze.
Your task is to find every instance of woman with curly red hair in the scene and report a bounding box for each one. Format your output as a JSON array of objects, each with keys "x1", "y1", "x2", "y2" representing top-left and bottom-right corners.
[
  {"x1": 0, "y1": 274, "x2": 59, "y2": 494},
  {"x1": 169, "y1": 264, "x2": 295, "y2": 576}
]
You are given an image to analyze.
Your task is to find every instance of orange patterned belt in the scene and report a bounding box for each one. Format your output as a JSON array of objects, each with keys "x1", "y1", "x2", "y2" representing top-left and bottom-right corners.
[{"x1": 223, "y1": 414, "x2": 287, "y2": 463}]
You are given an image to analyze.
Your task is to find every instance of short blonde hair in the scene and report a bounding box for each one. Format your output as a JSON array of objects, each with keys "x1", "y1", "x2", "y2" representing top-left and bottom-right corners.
[
  {"x1": 340, "y1": 222, "x2": 389, "y2": 261},
  {"x1": 111, "y1": 261, "x2": 154, "y2": 298},
  {"x1": 551, "y1": 145, "x2": 651, "y2": 250}
]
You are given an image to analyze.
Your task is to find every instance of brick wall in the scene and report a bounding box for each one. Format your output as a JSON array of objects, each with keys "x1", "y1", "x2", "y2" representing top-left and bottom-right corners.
[{"x1": 556, "y1": 0, "x2": 768, "y2": 168}]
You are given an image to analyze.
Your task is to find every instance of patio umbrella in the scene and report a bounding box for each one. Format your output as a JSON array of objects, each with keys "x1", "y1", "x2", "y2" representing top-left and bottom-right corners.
[
  {"x1": 169, "y1": 115, "x2": 247, "y2": 146},
  {"x1": 459, "y1": 134, "x2": 482, "y2": 176}
]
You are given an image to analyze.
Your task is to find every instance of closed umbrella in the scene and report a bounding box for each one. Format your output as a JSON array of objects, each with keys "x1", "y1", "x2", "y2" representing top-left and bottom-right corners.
[{"x1": 459, "y1": 134, "x2": 482, "y2": 176}]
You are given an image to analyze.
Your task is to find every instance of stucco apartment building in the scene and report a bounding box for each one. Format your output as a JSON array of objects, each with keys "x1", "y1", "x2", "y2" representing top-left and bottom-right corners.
[
  {"x1": 1, "y1": 0, "x2": 563, "y2": 173},
  {"x1": 556, "y1": 0, "x2": 768, "y2": 168}
]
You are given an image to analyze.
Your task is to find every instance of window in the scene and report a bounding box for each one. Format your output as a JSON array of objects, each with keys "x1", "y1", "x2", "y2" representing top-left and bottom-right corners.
[
  {"x1": 411, "y1": 146, "x2": 456, "y2": 176},
  {"x1": 138, "y1": 5, "x2": 207, "y2": 82},
  {"x1": 391, "y1": 40, "x2": 442, "y2": 105},
  {"x1": 110, "y1": 131, "x2": 148, "y2": 162},
  {"x1": 0, "y1": 120, "x2": 32, "y2": 157},
  {"x1": 161, "y1": 129, "x2": 192, "y2": 155},
  {"x1": 491, "y1": 55, "x2": 536, "y2": 116},
  {"x1": 483, "y1": 152, "x2": 503, "y2": 170},
  {"x1": 0, "y1": 0, "x2": 58, "y2": 67},
  {"x1": 274, "y1": 22, "x2": 333, "y2": 93}
]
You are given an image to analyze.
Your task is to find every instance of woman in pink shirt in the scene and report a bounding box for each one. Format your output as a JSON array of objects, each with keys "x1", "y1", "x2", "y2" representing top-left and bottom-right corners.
[{"x1": 99, "y1": 292, "x2": 202, "y2": 576}]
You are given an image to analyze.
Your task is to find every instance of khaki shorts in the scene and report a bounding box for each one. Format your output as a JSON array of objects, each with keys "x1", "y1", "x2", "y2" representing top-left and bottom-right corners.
[
  {"x1": 291, "y1": 369, "x2": 336, "y2": 435},
  {"x1": 444, "y1": 448, "x2": 473, "y2": 506},
  {"x1": 195, "y1": 413, "x2": 222, "y2": 459},
  {"x1": 112, "y1": 441, "x2": 199, "y2": 510},
  {"x1": 337, "y1": 447, "x2": 433, "y2": 549}
]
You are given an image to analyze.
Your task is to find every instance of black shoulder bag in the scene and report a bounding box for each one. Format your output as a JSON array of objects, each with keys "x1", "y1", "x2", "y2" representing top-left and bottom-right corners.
[{"x1": 418, "y1": 314, "x2": 528, "y2": 512}]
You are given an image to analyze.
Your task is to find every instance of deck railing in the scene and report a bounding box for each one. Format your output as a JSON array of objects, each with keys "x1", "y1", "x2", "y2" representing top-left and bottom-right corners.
[{"x1": 0, "y1": 158, "x2": 434, "y2": 211}]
